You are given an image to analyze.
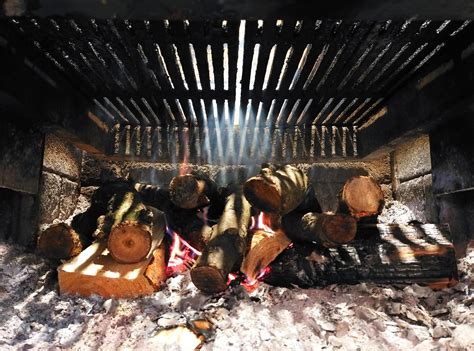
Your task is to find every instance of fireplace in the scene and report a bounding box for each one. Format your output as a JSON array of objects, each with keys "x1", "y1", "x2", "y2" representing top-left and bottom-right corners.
[{"x1": 1, "y1": 1, "x2": 473, "y2": 349}]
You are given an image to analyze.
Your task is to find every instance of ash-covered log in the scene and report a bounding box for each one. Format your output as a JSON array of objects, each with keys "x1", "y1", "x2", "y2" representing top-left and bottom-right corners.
[
  {"x1": 337, "y1": 176, "x2": 385, "y2": 219},
  {"x1": 191, "y1": 188, "x2": 251, "y2": 293},
  {"x1": 244, "y1": 164, "x2": 309, "y2": 215},
  {"x1": 266, "y1": 224, "x2": 458, "y2": 289},
  {"x1": 282, "y1": 212, "x2": 357, "y2": 248}
]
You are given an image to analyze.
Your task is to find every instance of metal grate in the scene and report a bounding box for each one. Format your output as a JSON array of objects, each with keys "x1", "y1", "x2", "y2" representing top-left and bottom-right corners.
[{"x1": 1, "y1": 17, "x2": 472, "y2": 162}]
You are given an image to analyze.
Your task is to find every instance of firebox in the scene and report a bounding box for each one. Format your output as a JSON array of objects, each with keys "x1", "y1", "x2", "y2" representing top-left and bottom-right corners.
[{"x1": 1, "y1": 1, "x2": 474, "y2": 350}]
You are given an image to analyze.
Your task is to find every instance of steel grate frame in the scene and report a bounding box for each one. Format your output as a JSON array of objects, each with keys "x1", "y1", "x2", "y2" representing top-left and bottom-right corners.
[{"x1": 0, "y1": 17, "x2": 473, "y2": 162}]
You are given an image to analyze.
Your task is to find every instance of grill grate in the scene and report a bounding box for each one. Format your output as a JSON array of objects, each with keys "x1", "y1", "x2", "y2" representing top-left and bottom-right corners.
[{"x1": 1, "y1": 17, "x2": 472, "y2": 162}]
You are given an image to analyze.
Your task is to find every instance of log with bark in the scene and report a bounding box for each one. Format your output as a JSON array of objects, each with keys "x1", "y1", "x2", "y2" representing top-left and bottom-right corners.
[
  {"x1": 191, "y1": 188, "x2": 252, "y2": 293},
  {"x1": 265, "y1": 224, "x2": 458, "y2": 289},
  {"x1": 337, "y1": 176, "x2": 385, "y2": 219},
  {"x1": 244, "y1": 164, "x2": 309, "y2": 215},
  {"x1": 169, "y1": 171, "x2": 219, "y2": 209},
  {"x1": 282, "y1": 212, "x2": 357, "y2": 248},
  {"x1": 37, "y1": 179, "x2": 134, "y2": 260}
]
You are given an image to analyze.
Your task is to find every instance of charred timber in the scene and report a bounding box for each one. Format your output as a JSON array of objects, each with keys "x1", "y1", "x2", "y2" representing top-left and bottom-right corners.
[
  {"x1": 266, "y1": 224, "x2": 458, "y2": 289},
  {"x1": 191, "y1": 189, "x2": 252, "y2": 293},
  {"x1": 244, "y1": 164, "x2": 309, "y2": 215}
]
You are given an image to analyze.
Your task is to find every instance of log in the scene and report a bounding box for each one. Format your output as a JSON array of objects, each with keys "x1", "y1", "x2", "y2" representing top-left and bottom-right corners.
[
  {"x1": 240, "y1": 229, "x2": 291, "y2": 282},
  {"x1": 266, "y1": 224, "x2": 458, "y2": 289},
  {"x1": 169, "y1": 172, "x2": 219, "y2": 209},
  {"x1": 191, "y1": 189, "x2": 252, "y2": 293},
  {"x1": 244, "y1": 164, "x2": 309, "y2": 215},
  {"x1": 108, "y1": 206, "x2": 166, "y2": 264},
  {"x1": 134, "y1": 183, "x2": 171, "y2": 212},
  {"x1": 58, "y1": 233, "x2": 167, "y2": 298},
  {"x1": 338, "y1": 176, "x2": 385, "y2": 219},
  {"x1": 282, "y1": 212, "x2": 357, "y2": 248},
  {"x1": 37, "y1": 223, "x2": 87, "y2": 260}
]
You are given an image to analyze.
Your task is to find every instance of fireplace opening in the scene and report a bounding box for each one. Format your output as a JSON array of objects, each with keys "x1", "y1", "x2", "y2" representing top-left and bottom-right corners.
[{"x1": 1, "y1": 1, "x2": 474, "y2": 349}]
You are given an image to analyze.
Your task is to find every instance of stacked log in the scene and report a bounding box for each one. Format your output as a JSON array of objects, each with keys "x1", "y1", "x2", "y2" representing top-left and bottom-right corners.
[{"x1": 191, "y1": 189, "x2": 252, "y2": 293}]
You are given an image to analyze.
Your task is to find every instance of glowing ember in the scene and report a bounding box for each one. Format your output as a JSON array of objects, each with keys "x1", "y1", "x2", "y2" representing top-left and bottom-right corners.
[
  {"x1": 166, "y1": 227, "x2": 202, "y2": 277},
  {"x1": 249, "y1": 212, "x2": 274, "y2": 233}
]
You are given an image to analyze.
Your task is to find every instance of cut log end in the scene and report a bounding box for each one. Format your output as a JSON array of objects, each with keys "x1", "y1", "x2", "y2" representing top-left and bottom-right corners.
[
  {"x1": 108, "y1": 221, "x2": 152, "y2": 264},
  {"x1": 169, "y1": 174, "x2": 208, "y2": 209},
  {"x1": 243, "y1": 178, "x2": 281, "y2": 213},
  {"x1": 340, "y1": 176, "x2": 384, "y2": 218},
  {"x1": 240, "y1": 229, "x2": 291, "y2": 281},
  {"x1": 319, "y1": 214, "x2": 357, "y2": 247},
  {"x1": 190, "y1": 266, "x2": 228, "y2": 294},
  {"x1": 37, "y1": 223, "x2": 83, "y2": 260}
]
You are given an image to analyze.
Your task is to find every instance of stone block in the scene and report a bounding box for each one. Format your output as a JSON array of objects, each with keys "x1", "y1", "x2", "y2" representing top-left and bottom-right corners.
[
  {"x1": 43, "y1": 134, "x2": 82, "y2": 181},
  {"x1": 38, "y1": 171, "x2": 62, "y2": 224},
  {"x1": 396, "y1": 175, "x2": 436, "y2": 223},
  {"x1": 393, "y1": 135, "x2": 431, "y2": 182},
  {"x1": 58, "y1": 178, "x2": 80, "y2": 221}
]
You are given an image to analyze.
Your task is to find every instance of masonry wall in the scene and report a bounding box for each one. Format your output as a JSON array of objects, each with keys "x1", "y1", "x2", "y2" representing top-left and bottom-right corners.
[
  {"x1": 37, "y1": 134, "x2": 82, "y2": 229},
  {"x1": 391, "y1": 134, "x2": 437, "y2": 223}
]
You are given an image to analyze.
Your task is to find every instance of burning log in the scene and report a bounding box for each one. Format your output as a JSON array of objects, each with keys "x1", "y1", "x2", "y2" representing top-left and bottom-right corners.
[
  {"x1": 191, "y1": 189, "x2": 251, "y2": 293},
  {"x1": 240, "y1": 229, "x2": 291, "y2": 282},
  {"x1": 169, "y1": 172, "x2": 219, "y2": 209},
  {"x1": 134, "y1": 183, "x2": 171, "y2": 212},
  {"x1": 108, "y1": 206, "x2": 166, "y2": 264},
  {"x1": 266, "y1": 224, "x2": 458, "y2": 289},
  {"x1": 282, "y1": 212, "x2": 357, "y2": 248},
  {"x1": 244, "y1": 164, "x2": 309, "y2": 215},
  {"x1": 337, "y1": 176, "x2": 385, "y2": 219}
]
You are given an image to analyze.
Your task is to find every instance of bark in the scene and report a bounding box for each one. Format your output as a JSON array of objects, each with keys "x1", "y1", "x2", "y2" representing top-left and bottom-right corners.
[
  {"x1": 191, "y1": 189, "x2": 252, "y2": 293},
  {"x1": 169, "y1": 171, "x2": 219, "y2": 209},
  {"x1": 244, "y1": 164, "x2": 309, "y2": 215}
]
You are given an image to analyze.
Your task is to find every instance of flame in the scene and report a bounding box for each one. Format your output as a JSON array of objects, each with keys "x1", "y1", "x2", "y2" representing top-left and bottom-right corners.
[
  {"x1": 249, "y1": 212, "x2": 274, "y2": 233},
  {"x1": 166, "y1": 227, "x2": 202, "y2": 277}
]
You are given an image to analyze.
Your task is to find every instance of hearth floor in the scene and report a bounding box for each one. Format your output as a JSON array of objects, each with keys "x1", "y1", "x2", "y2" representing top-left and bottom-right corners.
[{"x1": 0, "y1": 241, "x2": 473, "y2": 350}]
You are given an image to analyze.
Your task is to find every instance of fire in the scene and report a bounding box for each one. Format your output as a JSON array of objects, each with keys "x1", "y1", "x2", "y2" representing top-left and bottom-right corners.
[
  {"x1": 166, "y1": 227, "x2": 202, "y2": 277},
  {"x1": 250, "y1": 212, "x2": 274, "y2": 233}
]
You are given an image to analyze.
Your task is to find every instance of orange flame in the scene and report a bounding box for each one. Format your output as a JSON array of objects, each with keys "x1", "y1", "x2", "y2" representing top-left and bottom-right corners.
[
  {"x1": 166, "y1": 227, "x2": 202, "y2": 277},
  {"x1": 249, "y1": 212, "x2": 274, "y2": 234}
]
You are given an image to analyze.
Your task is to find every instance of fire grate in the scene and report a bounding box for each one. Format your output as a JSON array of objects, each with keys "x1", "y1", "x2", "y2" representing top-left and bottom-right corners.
[{"x1": 0, "y1": 17, "x2": 472, "y2": 162}]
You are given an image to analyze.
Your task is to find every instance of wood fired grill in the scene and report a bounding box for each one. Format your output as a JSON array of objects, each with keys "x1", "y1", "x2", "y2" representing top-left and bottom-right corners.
[{"x1": 0, "y1": 17, "x2": 473, "y2": 163}]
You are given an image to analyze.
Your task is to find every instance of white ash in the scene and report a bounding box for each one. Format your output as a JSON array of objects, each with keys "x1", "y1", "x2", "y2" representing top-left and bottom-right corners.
[
  {"x1": 1, "y1": 242, "x2": 473, "y2": 350},
  {"x1": 378, "y1": 200, "x2": 417, "y2": 224}
]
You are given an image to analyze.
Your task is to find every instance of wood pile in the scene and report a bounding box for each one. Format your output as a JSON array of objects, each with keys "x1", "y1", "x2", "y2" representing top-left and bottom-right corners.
[{"x1": 38, "y1": 165, "x2": 458, "y2": 298}]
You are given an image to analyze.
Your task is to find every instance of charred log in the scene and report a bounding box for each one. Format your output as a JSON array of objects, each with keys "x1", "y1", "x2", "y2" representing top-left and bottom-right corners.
[
  {"x1": 169, "y1": 171, "x2": 219, "y2": 209},
  {"x1": 266, "y1": 224, "x2": 458, "y2": 289}
]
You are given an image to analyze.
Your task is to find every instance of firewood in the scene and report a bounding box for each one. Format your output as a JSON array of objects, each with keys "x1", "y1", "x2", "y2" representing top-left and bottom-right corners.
[
  {"x1": 169, "y1": 171, "x2": 218, "y2": 209},
  {"x1": 244, "y1": 164, "x2": 309, "y2": 215},
  {"x1": 58, "y1": 230, "x2": 167, "y2": 298},
  {"x1": 337, "y1": 176, "x2": 384, "y2": 219},
  {"x1": 266, "y1": 224, "x2": 458, "y2": 289},
  {"x1": 134, "y1": 183, "x2": 171, "y2": 212},
  {"x1": 282, "y1": 212, "x2": 357, "y2": 248},
  {"x1": 108, "y1": 206, "x2": 166, "y2": 264},
  {"x1": 240, "y1": 229, "x2": 291, "y2": 282},
  {"x1": 191, "y1": 189, "x2": 251, "y2": 293},
  {"x1": 37, "y1": 223, "x2": 87, "y2": 260}
]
